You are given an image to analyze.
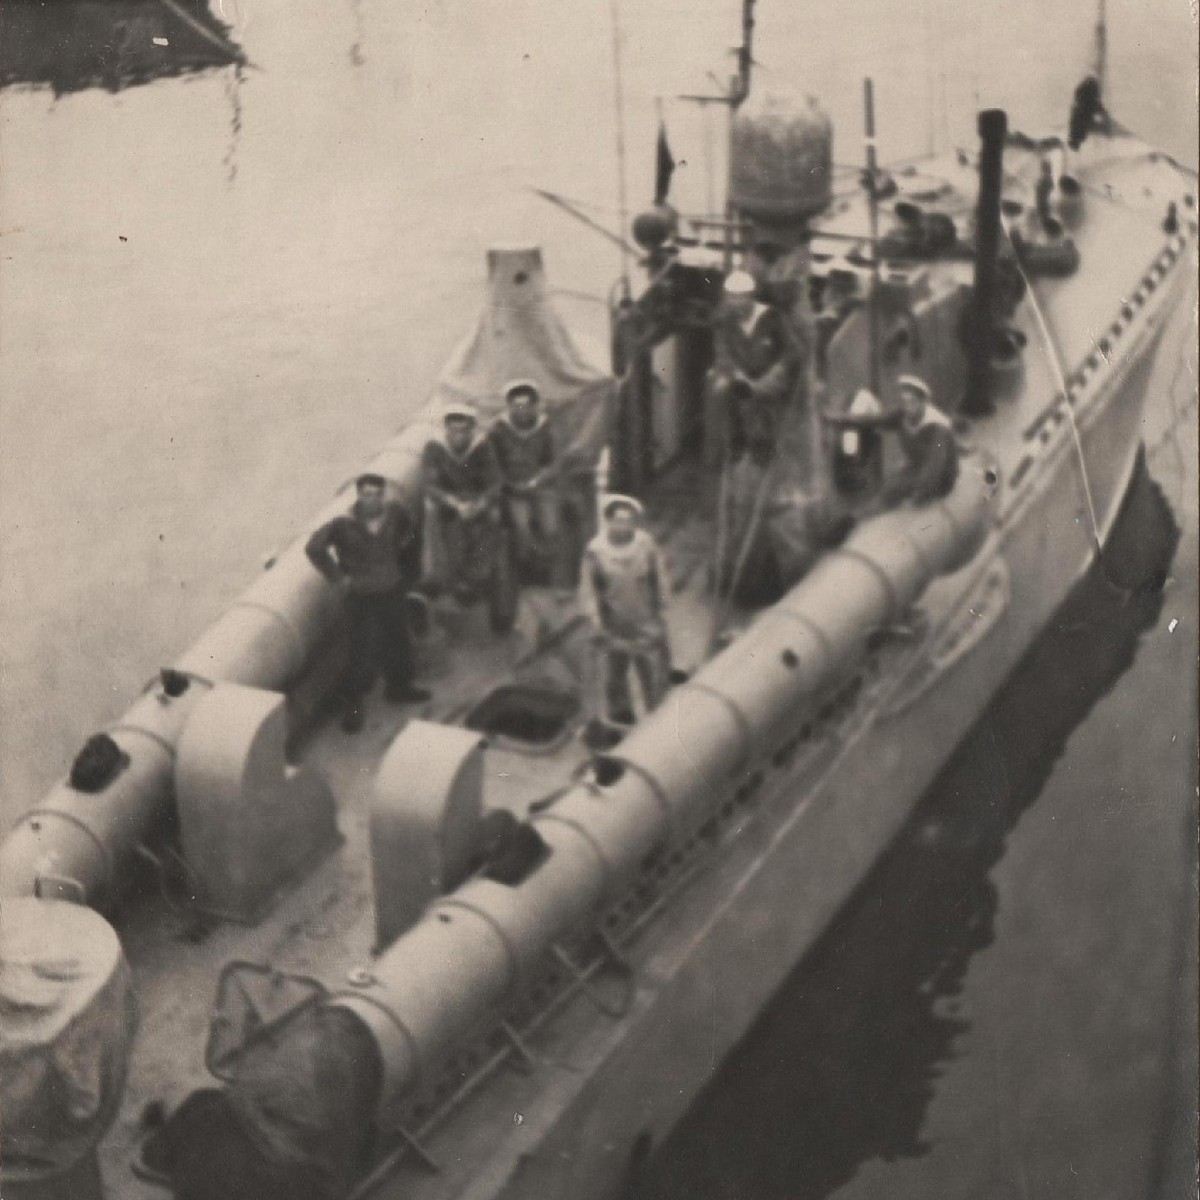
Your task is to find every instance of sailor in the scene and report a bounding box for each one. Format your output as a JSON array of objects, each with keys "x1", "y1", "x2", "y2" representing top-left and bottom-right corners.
[
  {"x1": 422, "y1": 405, "x2": 504, "y2": 602},
  {"x1": 305, "y1": 473, "x2": 431, "y2": 733},
  {"x1": 710, "y1": 269, "x2": 805, "y2": 464},
  {"x1": 488, "y1": 380, "x2": 570, "y2": 589},
  {"x1": 882, "y1": 374, "x2": 960, "y2": 505},
  {"x1": 814, "y1": 266, "x2": 863, "y2": 377},
  {"x1": 579, "y1": 496, "x2": 672, "y2": 725}
]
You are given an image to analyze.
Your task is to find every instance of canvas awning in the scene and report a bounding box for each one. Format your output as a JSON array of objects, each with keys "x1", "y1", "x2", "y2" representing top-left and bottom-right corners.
[{"x1": 428, "y1": 245, "x2": 614, "y2": 468}]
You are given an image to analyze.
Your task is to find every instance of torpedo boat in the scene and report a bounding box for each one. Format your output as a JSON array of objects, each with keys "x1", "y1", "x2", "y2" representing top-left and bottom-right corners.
[{"x1": 1, "y1": 4, "x2": 1195, "y2": 1199}]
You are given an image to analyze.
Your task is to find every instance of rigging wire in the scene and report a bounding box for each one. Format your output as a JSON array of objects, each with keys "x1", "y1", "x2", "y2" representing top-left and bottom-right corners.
[
  {"x1": 708, "y1": 456, "x2": 777, "y2": 654},
  {"x1": 999, "y1": 216, "x2": 1103, "y2": 553},
  {"x1": 609, "y1": 0, "x2": 632, "y2": 295}
]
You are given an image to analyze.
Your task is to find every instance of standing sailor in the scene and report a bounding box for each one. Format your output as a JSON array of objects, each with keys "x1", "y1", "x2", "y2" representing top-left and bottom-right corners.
[
  {"x1": 488, "y1": 380, "x2": 570, "y2": 589},
  {"x1": 422, "y1": 405, "x2": 503, "y2": 602},
  {"x1": 882, "y1": 375, "x2": 960, "y2": 505},
  {"x1": 579, "y1": 496, "x2": 672, "y2": 726},
  {"x1": 709, "y1": 270, "x2": 804, "y2": 464},
  {"x1": 305, "y1": 473, "x2": 430, "y2": 733},
  {"x1": 814, "y1": 266, "x2": 863, "y2": 378}
]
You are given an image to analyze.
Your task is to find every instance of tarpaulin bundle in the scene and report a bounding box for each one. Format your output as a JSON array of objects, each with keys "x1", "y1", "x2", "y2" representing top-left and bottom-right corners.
[
  {"x1": 158, "y1": 1006, "x2": 382, "y2": 1200},
  {"x1": 0, "y1": 899, "x2": 135, "y2": 1183}
]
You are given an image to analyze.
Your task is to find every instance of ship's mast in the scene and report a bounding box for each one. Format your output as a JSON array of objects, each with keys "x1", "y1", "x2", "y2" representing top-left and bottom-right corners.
[
  {"x1": 863, "y1": 77, "x2": 882, "y2": 398},
  {"x1": 722, "y1": 0, "x2": 756, "y2": 271},
  {"x1": 1093, "y1": 0, "x2": 1108, "y2": 99},
  {"x1": 609, "y1": 0, "x2": 632, "y2": 297},
  {"x1": 730, "y1": 0, "x2": 756, "y2": 108}
]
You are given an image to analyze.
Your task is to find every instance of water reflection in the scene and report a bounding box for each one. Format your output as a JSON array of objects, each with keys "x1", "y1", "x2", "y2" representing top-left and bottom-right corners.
[
  {"x1": 643, "y1": 451, "x2": 1180, "y2": 1200},
  {"x1": 0, "y1": 0, "x2": 241, "y2": 95}
]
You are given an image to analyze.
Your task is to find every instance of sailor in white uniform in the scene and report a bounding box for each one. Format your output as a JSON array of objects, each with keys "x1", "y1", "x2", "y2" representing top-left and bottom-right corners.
[
  {"x1": 883, "y1": 374, "x2": 960, "y2": 505},
  {"x1": 578, "y1": 495, "x2": 672, "y2": 725}
]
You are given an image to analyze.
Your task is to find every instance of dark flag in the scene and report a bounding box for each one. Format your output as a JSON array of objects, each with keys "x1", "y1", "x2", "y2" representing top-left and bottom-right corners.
[{"x1": 653, "y1": 119, "x2": 675, "y2": 206}]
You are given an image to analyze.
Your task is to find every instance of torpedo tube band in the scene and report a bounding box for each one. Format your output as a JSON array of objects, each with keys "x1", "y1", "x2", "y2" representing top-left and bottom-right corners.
[
  {"x1": 329, "y1": 988, "x2": 423, "y2": 1099},
  {"x1": 537, "y1": 782, "x2": 665, "y2": 898},
  {"x1": 433, "y1": 898, "x2": 522, "y2": 993},
  {"x1": 616, "y1": 686, "x2": 748, "y2": 833},
  {"x1": 591, "y1": 756, "x2": 673, "y2": 822},
  {"x1": 10, "y1": 807, "x2": 112, "y2": 898},
  {"x1": 530, "y1": 812, "x2": 616, "y2": 893},
  {"x1": 331, "y1": 904, "x2": 514, "y2": 1119},
  {"x1": 826, "y1": 546, "x2": 901, "y2": 617},
  {"x1": 227, "y1": 600, "x2": 308, "y2": 681},
  {"x1": 107, "y1": 722, "x2": 177, "y2": 760},
  {"x1": 673, "y1": 682, "x2": 755, "y2": 774},
  {"x1": 443, "y1": 824, "x2": 607, "y2": 981}
]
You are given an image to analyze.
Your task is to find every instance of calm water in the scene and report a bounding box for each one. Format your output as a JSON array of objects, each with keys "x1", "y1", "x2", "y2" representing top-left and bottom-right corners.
[{"x1": 1, "y1": 1, "x2": 1195, "y2": 1196}]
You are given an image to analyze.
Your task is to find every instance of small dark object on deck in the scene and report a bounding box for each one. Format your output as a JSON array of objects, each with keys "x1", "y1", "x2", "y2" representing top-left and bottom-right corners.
[
  {"x1": 475, "y1": 810, "x2": 550, "y2": 885},
  {"x1": 160, "y1": 668, "x2": 191, "y2": 698},
  {"x1": 69, "y1": 733, "x2": 129, "y2": 793},
  {"x1": 147, "y1": 1005, "x2": 381, "y2": 1200},
  {"x1": 466, "y1": 683, "x2": 581, "y2": 748},
  {"x1": 584, "y1": 717, "x2": 627, "y2": 752}
]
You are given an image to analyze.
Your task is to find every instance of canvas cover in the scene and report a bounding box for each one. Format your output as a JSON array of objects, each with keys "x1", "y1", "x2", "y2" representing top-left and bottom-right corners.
[
  {"x1": 153, "y1": 1005, "x2": 380, "y2": 1200},
  {"x1": 428, "y1": 245, "x2": 614, "y2": 470},
  {"x1": 0, "y1": 899, "x2": 135, "y2": 1178}
]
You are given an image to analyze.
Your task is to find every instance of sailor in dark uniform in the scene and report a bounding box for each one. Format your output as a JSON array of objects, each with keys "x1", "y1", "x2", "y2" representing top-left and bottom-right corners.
[
  {"x1": 305, "y1": 473, "x2": 430, "y2": 732},
  {"x1": 488, "y1": 379, "x2": 570, "y2": 589},
  {"x1": 882, "y1": 374, "x2": 960, "y2": 505},
  {"x1": 422, "y1": 405, "x2": 504, "y2": 602},
  {"x1": 814, "y1": 265, "x2": 864, "y2": 378},
  {"x1": 709, "y1": 270, "x2": 805, "y2": 464}
]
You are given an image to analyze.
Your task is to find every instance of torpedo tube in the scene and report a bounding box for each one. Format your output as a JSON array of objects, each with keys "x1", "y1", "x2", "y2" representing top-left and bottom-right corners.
[
  {"x1": 0, "y1": 422, "x2": 432, "y2": 908},
  {"x1": 0, "y1": 900, "x2": 135, "y2": 1200},
  {"x1": 334, "y1": 459, "x2": 993, "y2": 1120}
]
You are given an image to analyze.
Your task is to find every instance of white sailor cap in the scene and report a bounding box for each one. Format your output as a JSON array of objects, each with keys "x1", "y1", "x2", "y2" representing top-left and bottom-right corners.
[
  {"x1": 601, "y1": 493, "x2": 644, "y2": 519},
  {"x1": 723, "y1": 270, "x2": 757, "y2": 297},
  {"x1": 848, "y1": 388, "x2": 884, "y2": 417},
  {"x1": 896, "y1": 374, "x2": 932, "y2": 400},
  {"x1": 442, "y1": 403, "x2": 479, "y2": 423},
  {"x1": 503, "y1": 379, "x2": 541, "y2": 404}
]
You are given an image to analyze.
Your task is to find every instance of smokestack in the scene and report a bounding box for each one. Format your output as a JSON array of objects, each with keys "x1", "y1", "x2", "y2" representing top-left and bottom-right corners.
[{"x1": 962, "y1": 108, "x2": 1008, "y2": 417}]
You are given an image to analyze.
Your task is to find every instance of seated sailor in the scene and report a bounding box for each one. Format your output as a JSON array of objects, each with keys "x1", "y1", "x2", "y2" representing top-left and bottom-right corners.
[
  {"x1": 488, "y1": 379, "x2": 570, "y2": 589},
  {"x1": 579, "y1": 495, "x2": 673, "y2": 726},
  {"x1": 305, "y1": 473, "x2": 431, "y2": 733},
  {"x1": 881, "y1": 374, "x2": 960, "y2": 505},
  {"x1": 422, "y1": 404, "x2": 504, "y2": 603},
  {"x1": 709, "y1": 269, "x2": 805, "y2": 464}
]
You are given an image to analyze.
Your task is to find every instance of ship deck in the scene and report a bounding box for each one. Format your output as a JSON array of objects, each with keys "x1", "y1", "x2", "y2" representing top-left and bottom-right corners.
[
  {"x1": 101, "y1": 132, "x2": 1195, "y2": 1200},
  {"x1": 109, "y1": 454, "x2": 737, "y2": 1196}
]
